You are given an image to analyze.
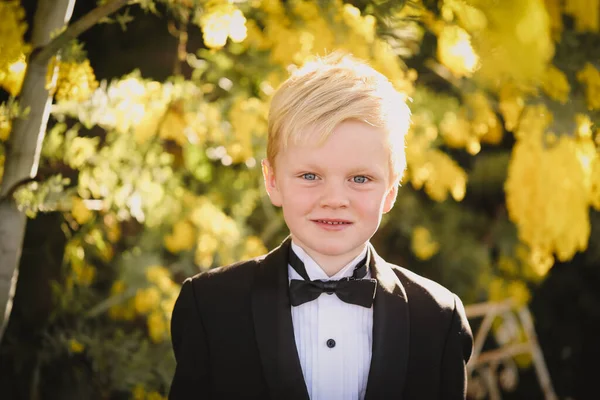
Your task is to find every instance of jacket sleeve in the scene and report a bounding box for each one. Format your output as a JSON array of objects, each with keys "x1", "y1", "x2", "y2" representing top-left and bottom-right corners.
[
  {"x1": 440, "y1": 294, "x2": 474, "y2": 400},
  {"x1": 169, "y1": 278, "x2": 211, "y2": 399}
]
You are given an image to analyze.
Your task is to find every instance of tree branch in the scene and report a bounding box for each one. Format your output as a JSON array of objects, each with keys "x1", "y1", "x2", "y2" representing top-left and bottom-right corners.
[{"x1": 32, "y1": 0, "x2": 131, "y2": 66}]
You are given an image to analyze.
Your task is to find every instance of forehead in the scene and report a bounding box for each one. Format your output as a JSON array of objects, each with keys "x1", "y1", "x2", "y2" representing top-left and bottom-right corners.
[{"x1": 277, "y1": 120, "x2": 392, "y2": 172}]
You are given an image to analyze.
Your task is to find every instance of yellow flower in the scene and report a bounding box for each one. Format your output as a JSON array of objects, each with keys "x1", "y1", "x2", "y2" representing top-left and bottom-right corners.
[
  {"x1": 1, "y1": 55, "x2": 26, "y2": 96},
  {"x1": 437, "y1": 25, "x2": 479, "y2": 77},
  {"x1": 164, "y1": 220, "x2": 196, "y2": 253},
  {"x1": 146, "y1": 265, "x2": 176, "y2": 293},
  {"x1": 132, "y1": 384, "x2": 146, "y2": 400},
  {"x1": 240, "y1": 236, "x2": 268, "y2": 260},
  {"x1": 507, "y1": 280, "x2": 531, "y2": 306},
  {"x1": 411, "y1": 226, "x2": 440, "y2": 260},
  {"x1": 71, "y1": 261, "x2": 96, "y2": 286},
  {"x1": 0, "y1": 112, "x2": 11, "y2": 141},
  {"x1": 108, "y1": 281, "x2": 136, "y2": 321},
  {"x1": 464, "y1": 91, "x2": 502, "y2": 145},
  {"x1": 0, "y1": 1, "x2": 31, "y2": 96},
  {"x1": 71, "y1": 197, "x2": 93, "y2": 225},
  {"x1": 577, "y1": 63, "x2": 600, "y2": 110},
  {"x1": 147, "y1": 310, "x2": 167, "y2": 343},
  {"x1": 565, "y1": 0, "x2": 600, "y2": 32},
  {"x1": 498, "y1": 82, "x2": 525, "y2": 131},
  {"x1": 505, "y1": 106, "x2": 595, "y2": 270},
  {"x1": 146, "y1": 391, "x2": 167, "y2": 400},
  {"x1": 407, "y1": 147, "x2": 467, "y2": 202},
  {"x1": 69, "y1": 339, "x2": 84, "y2": 354},
  {"x1": 145, "y1": 265, "x2": 170, "y2": 283},
  {"x1": 134, "y1": 287, "x2": 161, "y2": 315},
  {"x1": 158, "y1": 103, "x2": 189, "y2": 146},
  {"x1": 53, "y1": 60, "x2": 99, "y2": 102},
  {"x1": 197, "y1": 3, "x2": 247, "y2": 49},
  {"x1": 439, "y1": 111, "x2": 472, "y2": 149},
  {"x1": 591, "y1": 155, "x2": 600, "y2": 210},
  {"x1": 541, "y1": 65, "x2": 570, "y2": 103}
]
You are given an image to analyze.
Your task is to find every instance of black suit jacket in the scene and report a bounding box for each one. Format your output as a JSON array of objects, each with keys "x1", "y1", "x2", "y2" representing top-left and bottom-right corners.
[{"x1": 169, "y1": 239, "x2": 473, "y2": 399}]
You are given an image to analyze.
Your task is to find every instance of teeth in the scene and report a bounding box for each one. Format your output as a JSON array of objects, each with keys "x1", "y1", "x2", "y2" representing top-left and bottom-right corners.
[{"x1": 318, "y1": 220, "x2": 347, "y2": 225}]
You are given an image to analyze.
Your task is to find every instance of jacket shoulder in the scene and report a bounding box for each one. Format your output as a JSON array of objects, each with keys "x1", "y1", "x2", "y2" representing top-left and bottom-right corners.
[
  {"x1": 388, "y1": 263, "x2": 457, "y2": 312},
  {"x1": 184, "y1": 256, "x2": 265, "y2": 295}
]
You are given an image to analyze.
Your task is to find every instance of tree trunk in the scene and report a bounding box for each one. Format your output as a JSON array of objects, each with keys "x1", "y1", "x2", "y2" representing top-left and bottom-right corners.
[
  {"x1": 0, "y1": 0, "x2": 130, "y2": 344},
  {"x1": 0, "y1": 0, "x2": 77, "y2": 344}
]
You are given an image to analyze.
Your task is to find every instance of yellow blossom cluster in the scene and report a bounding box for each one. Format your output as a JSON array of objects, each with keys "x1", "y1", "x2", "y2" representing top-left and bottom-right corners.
[
  {"x1": 437, "y1": 24, "x2": 479, "y2": 77},
  {"x1": 108, "y1": 280, "x2": 135, "y2": 321},
  {"x1": 227, "y1": 95, "x2": 268, "y2": 163},
  {"x1": 407, "y1": 146, "x2": 468, "y2": 202},
  {"x1": 51, "y1": 60, "x2": 99, "y2": 103},
  {"x1": 488, "y1": 276, "x2": 531, "y2": 307},
  {"x1": 153, "y1": 97, "x2": 222, "y2": 146},
  {"x1": 0, "y1": 104, "x2": 12, "y2": 142},
  {"x1": 439, "y1": 91, "x2": 502, "y2": 154},
  {"x1": 0, "y1": 1, "x2": 30, "y2": 96},
  {"x1": 564, "y1": 0, "x2": 600, "y2": 32},
  {"x1": 411, "y1": 226, "x2": 440, "y2": 260},
  {"x1": 157, "y1": 101, "x2": 188, "y2": 145},
  {"x1": 164, "y1": 219, "x2": 196, "y2": 253},
  {"x1": 109, "y1": 265, "x2": 180, "y2": 344},
  {"x1": 403, "y1": 115, "x2": 467, "y2": 202},
  {"x1": 71, "y1": 197, "x2": 94, "y2": 225},
  {"x1": 1, "y1": 55, "x2": 26, "y2": 97},
  {"x1": 69, "y1": 339, "x2": 85, "y2": 354},
  {"x1": 505, "y1": 105, "x2": 600, "y2": 273},
  {"x1": 190, "y1": 196, "x2": 241, "y2": 267},
  {"x1": 440, "y1": 0, "x2": 554, "y2": 87},
  {"x1": 541, "y1": 65, "x2": 570, "y2": 103},
  {"x1": 544, "y1": 0, "x2": 563, "y2": 39},
  {"x1": 196, "y1": 1, "x2": 247, "y2": 49},
  {"x1": 497, "y1": 82, "x2": 530, "y2": 131},
  {"x1": 143, "y1": 265, "x2": 179, "y2": 343},
  {"x1": 577, "y1": 63, "x2": 600, "y2": 110},
  {"x1": 132, "y1": 384, "x2": 167, "y2": 400},
  {"x1": 248, "y1": 0, "x2": 331, "y2": 67},
  {"x1": 244, "y1": 1, "x2": 413, "y2": 95},
  {"x1": 64, "y1": 241, "x2": 96, "y2": 290},
  {"x1": 592, "y1": 153, "x2": 600, "y2": 210},
  {"x1": 53, "y1": 74, "x2": 223, "y2": 147},
  {"x1": 0, "y1": 154, "x2": 4, "y2": 184},
  {"x1": 239, "y1": 235, "x2": 268, "y2": 260}
]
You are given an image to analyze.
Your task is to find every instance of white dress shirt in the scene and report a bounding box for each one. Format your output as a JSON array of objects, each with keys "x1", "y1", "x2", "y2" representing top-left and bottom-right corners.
[{"x1": 288, "y1": 242, "x2": 373, "y2": 400}]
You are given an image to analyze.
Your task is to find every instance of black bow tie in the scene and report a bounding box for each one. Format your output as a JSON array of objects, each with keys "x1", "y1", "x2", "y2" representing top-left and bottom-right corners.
[{"x1": 288, "y1": 247, "x2": 377, "y2": 308}]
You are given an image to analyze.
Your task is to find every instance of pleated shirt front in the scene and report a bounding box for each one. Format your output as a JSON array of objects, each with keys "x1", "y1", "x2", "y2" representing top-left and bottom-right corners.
[{"x1": 288, "y1": 242, "x2": 373, "y2": 400}]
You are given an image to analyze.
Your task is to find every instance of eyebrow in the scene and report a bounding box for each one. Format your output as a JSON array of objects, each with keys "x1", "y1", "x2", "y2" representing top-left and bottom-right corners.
[{"x1": 347, "y1": 165, "x2": 386, "y2": 176}]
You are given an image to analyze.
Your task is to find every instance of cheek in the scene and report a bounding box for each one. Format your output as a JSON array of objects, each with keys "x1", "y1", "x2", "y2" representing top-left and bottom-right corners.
[
  {"x1": 352, "y1": 192, "x2": 387, "y2": 215},
  {"x1": 282, "y1": 187, "x2": 317, "y2": 209}
]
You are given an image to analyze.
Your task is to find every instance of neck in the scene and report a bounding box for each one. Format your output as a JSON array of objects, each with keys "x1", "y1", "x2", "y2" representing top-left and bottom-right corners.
[{"x1": 293, "y1": 242, "x2": 367, "y2": 277}]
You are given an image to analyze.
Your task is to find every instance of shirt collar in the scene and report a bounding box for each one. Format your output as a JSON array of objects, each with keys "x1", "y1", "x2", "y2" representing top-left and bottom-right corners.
[{"x1": 290, "y1": 241, "x2": 369, "y2": 281}]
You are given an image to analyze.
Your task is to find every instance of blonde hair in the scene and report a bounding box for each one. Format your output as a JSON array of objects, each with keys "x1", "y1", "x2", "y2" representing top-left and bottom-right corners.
[{"x1": 267, "y1": 52, "x2": 411, "y2": 184}]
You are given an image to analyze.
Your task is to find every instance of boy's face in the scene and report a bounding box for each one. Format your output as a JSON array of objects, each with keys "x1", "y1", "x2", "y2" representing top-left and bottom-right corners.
[{"x1": 263, "y1": 119, "x2": 398, "y2": 267}]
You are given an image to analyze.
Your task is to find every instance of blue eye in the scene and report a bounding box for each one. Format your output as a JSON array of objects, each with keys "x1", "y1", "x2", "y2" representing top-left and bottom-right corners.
[
  {"x1": 353, "y1": 176, "x2": 369, "y2": 184},
  {"x1": 302, "y1": 173, "x2": 317, "y2": 180}
]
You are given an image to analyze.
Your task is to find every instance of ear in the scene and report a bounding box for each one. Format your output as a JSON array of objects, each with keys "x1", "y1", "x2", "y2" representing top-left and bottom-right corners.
[
  {"x1": 382, "y1": 183, "x2": 398, "y2": 214},
  {"x1": 262, "y1": 159, "x2": 282, "y2": 207}
]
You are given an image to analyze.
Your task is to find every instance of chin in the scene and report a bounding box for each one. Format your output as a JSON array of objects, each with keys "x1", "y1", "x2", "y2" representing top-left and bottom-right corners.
[{"x1": 308, "y1": 240, "x2": 362, "y2": 257}]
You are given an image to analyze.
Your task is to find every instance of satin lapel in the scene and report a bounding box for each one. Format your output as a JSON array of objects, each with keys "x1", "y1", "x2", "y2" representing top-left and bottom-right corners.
[
  {"x1": 251, "y1": 238, "x2": 309, "y2": 400},
  {"x1": 364, "y1": 248, "x2": 410, "y2": 400}
]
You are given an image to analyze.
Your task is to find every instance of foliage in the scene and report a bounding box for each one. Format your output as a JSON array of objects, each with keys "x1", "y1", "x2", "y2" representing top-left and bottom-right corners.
[{"x1": 1, "y1": 0, "x2": 600, "y2": 397}]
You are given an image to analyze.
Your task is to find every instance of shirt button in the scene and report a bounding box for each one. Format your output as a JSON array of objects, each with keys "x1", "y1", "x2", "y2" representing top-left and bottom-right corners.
[{"x1": 326, "y1": 339, "x2": 336, "y2": 348}]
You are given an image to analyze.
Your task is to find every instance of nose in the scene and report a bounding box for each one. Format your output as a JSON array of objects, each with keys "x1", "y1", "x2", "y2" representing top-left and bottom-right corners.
[{"x1": 319, "y1": 181, "x2": 349, "y2": 209}]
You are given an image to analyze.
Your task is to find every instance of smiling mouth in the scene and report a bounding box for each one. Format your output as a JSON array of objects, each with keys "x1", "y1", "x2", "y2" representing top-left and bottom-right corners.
[{"x1": 313, "y1": 220, "x2": 352, "y2": 225}]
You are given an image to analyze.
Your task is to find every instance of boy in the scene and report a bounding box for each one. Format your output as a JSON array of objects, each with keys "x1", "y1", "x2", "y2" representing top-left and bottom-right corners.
[{"x1": 169, "y1": 53, "x2": 473, "y2": 400}]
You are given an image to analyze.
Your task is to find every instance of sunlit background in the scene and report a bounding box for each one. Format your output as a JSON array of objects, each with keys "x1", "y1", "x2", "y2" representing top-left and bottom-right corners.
[{"x1": 1, "y1": 0, "x2": 599, "y2": 399}]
